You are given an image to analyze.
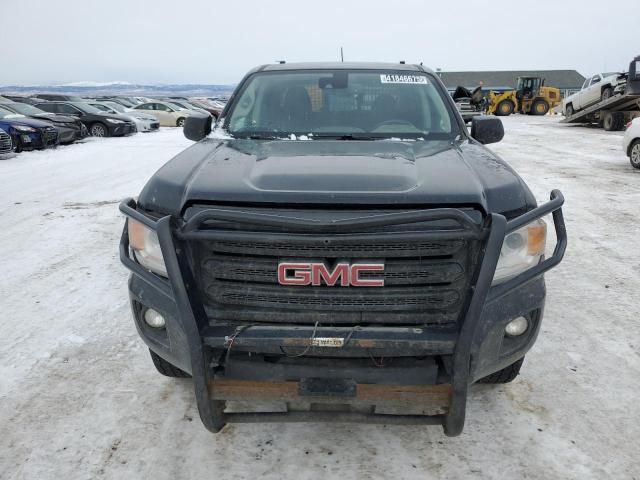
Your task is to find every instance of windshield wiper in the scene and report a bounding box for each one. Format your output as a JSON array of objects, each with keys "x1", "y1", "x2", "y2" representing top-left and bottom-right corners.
[
  {"x1": 233, "y1": 134, "x2": 279, "y2": 140},
  {"x1": 311, "y1": 133, "x2": 378, "y2": 140}
]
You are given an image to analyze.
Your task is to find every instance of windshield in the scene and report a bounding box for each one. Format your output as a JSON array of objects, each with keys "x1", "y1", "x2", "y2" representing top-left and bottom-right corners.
[
  {"x1": 90, "y1": 103, "x2": 109, "y2": 111},
  {"x1": 105, "y1": 102, "x2": 126, "y2": 113},
  {"x1": 4, "y1": 103, "x2": 45, "y2": 115},
  {"x1": 74, "y1": 102, "x2": 104, "y2": 114},
  {"x1": 225, "y1": 70, "x2": 458, "y2": 139},
  {"x1": 0, "y1": 106, "x2": 25, "y2": 119},
  {"x1": 114, "y1": 98, "x2": 134, "y2": 107},
  {"x1": 90, "y1": 103, "x2": 117, "y2": 114},
  {"x1": 167, "y1": 102, "x2": 185, "y2": 111}
]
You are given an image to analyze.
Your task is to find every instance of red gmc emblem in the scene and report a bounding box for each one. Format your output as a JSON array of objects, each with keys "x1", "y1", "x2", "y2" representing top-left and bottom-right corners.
[{"x1": 277, "y1": 262, "x2": 385, "y2": 287}]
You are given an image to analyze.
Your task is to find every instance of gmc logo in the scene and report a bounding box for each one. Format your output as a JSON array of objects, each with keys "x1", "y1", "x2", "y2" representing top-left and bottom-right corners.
[{"x1": 278, "y1": 262, "x2": 385, "y2": 287}]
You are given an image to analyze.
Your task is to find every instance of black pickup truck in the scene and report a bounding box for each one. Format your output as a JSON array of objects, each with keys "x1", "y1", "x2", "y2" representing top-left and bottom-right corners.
[{"x1": 119, "y1": 62, "x2": 566, "y2": 436}]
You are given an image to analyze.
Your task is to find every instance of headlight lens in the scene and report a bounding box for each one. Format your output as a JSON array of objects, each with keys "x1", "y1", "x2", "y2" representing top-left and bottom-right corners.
[
  {"x1": 128, "y1": 218, "x2": 167, "y2": 277},
  {"x1": 106, "y1": 118, "x2": 124, "y2": 124},
  {"x1": 13, "y1": 125, "x2": 36, "y2": 133},
  {"x1": 492, "y1": 219, "x2": 546, "y2": 285}
]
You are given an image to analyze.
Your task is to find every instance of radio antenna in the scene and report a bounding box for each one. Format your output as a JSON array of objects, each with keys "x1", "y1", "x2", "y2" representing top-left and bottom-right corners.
[{"x1": 340, "y1": 47, "x2": 344, "y2": 62}]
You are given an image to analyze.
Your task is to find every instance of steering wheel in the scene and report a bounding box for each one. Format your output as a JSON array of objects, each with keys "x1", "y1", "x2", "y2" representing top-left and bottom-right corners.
[{"x1": 373, "y1": 119, "x2": 415, "y2": 130}]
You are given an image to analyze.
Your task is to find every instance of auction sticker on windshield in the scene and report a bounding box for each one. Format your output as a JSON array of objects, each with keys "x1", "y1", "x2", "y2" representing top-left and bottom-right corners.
[
  {"x1": 380, "y1": 74, "x2": 428, "y2": 84},
  {"x1": 311, "y1": 337, "x2": 345, "y2": 348}
]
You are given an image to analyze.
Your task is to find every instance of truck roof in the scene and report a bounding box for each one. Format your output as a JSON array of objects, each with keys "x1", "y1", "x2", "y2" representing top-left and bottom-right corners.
[{"x1": 253, "y1": 62, "x2": 434, "y2": 74}]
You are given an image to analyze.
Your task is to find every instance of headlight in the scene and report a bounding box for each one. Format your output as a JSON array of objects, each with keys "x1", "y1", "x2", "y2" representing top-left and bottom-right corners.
[
  {"x1": 106, "y1": 118, "x2": 124, "y2": 124},
  {"x1": 492, "y1": 219, "x2": 546, "y2": 285},
  {"x1": 12, "y1": 125, "x2": 36, "y2": 133},
  {"x1": 128, "y1": 218, "x2": 167, "y2": 277}
]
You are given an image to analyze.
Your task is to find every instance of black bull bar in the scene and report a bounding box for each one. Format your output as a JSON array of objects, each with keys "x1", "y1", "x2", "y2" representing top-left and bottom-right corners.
[{"x1": 119, "y1": 191, "x2": 566, "y2": 436}]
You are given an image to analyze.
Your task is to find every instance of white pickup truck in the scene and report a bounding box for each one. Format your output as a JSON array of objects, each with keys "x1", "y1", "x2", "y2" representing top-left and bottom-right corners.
[{"x1": 563, "y1": 72, "x2": 626, "y2": 116}]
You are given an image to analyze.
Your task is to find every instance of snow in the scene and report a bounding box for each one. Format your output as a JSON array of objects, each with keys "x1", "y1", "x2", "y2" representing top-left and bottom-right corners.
[
  {"x1": 0, "y1": 118, "x2": 638, "y2": 479},
  {"x1": 60, "y1": 81, "x2": 133, "y2": 87}
]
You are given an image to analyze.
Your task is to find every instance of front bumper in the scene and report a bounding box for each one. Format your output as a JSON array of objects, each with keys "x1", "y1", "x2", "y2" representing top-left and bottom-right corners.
[
  {"x1": 119, "y1": 191, "x2": 566, "y2": 436},
  {"x1": 133, "y1": 118, "x2": 159, "y2": 132},
  {"x1": 12, "y1": 127, "x2": 58, "y2": 150},
  {"x1": 110, "y1": 122, "x2": 136, "y2": 136},
  {"x1": 55, "y1": 125, "x2": 82, "y2": 144}
]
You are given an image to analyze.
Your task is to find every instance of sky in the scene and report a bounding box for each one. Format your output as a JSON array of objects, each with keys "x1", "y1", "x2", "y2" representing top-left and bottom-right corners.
[{"x1": 2, "y1": 0, "x2": 638, "y2": 85}]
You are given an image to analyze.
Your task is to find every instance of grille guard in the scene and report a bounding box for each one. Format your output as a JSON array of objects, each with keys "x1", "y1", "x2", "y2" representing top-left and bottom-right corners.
[{"x1": 119, "y1": 190, "x2": 566, "y2": 436}]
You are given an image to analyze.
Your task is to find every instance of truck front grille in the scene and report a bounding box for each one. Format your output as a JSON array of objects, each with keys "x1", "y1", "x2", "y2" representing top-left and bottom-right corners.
[{"x1": 187, "y1": 208, "x2": 483, "y2": 326}]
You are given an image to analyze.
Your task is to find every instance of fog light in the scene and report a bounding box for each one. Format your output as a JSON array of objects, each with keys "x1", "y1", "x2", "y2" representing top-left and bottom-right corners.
[
  {"x1": 505, "y1": 316, "x2": 528, "y2": 336},
  {"x1": 144, "y1": 308, "x2": 166, "y2": 328}
]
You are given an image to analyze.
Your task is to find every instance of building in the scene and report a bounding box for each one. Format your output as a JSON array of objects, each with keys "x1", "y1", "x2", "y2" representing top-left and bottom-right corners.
[{"x1": 437, "y1": 70, "x2": 586, "y2": 98}]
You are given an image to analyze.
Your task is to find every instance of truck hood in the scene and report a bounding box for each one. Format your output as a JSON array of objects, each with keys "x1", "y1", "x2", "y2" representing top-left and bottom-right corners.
[{"x1": 138, "y1": 138, "x2": 535, "y2": 217}]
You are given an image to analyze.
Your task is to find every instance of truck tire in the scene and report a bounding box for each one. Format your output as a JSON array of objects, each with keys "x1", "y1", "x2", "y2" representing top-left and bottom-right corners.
[
  {"x1": 495, "y1": 100, "x2": 514, "y2": 116},
  {"x1": 630, "y1": 140, "x2": 640, "y2": 169},
  {"x1": 531, "y1": 100, "x2": 549, "y2": 116},
  {"x1": 565, "y1": 104, "x2": 574, "y2": 117},
  {"x1": 601, "y1": 87, "x2": 614, "y2": 101},
  {"x1": 603, "y1": 112, "x2": 625, "y2": 131},
  {"x1": 477, "y1": 357, "x2": 524, "y2": 384},
  {"x1": 149, "y1": 349, "x2": 191, "y2": 378}
]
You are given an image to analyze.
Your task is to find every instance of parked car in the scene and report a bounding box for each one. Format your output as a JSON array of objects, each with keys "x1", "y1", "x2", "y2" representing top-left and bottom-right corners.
[
  {"x1": 623, "y1": 117, "x2": 640, "y2": 169},
  {"x1": 162, "y1": 99, "x2": 211, "y2": 116},
  {"x1": 87, "y1": 101, "x2": 159, "y2": 132},
  {"x1": 35, "y1": 101, "x2": 136, "y2": 137},
  {"x1": 0, "y1": 102, "x2": 87, "y2": 144},
  {"x1": 0, "y1": 106, "x2": 59, "y2": 152},
  {"x1": 563, "y1": 72, "x2": 627, "y2": 116},
  {"x1": 0, "y1": 127, "x2": 12, "y2": 154},
  {"x1": 133, "y1": 101, "x2": 198, "y2": 127},
  {"x1": 0, "y1": 95, "x2": 44, "y2": 105},
  {"x1": 451, "y1": 86, "x2": 484, "y2": 123},
  {"x1": 31, "y1": 94, "x2": 84, "y2": 102},
  {"x1": 191, "y1": 97, "x2": 227, "y2": 112},
  {"x1": 103, "y1": 97, "x2": 137, "y2": 108},
  {"x1": 186, "y1": 99, "x2": 223, "y2": 118},
  {"x1": 119, "y1": 96, "x2": 144, "y2": 106}
]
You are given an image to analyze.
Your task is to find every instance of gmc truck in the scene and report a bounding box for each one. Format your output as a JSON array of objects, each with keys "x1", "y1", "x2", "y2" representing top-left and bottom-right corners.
[{"x1": 119, "y1": 62, "x2": 566, "y2": 436}]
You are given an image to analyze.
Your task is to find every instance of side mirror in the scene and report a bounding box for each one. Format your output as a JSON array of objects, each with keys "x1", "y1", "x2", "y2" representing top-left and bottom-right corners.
[
  {"x1": 183, "y1": 113, "x2": 212, "y2": 141},
  {"x1": 471, "y1": 116, "x2": 504, "y2": 145}
]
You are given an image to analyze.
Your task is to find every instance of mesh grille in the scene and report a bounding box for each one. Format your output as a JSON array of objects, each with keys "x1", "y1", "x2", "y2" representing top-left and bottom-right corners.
[
  {"x1": 212, "y1": 283, "x2": 460, "y2": 310},
  {"x1": 208, "y1": 239, "x2": 464, "y2": 258}
]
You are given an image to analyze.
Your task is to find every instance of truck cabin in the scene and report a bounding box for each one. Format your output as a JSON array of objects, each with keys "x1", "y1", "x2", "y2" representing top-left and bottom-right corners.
[
  {"x1": 628, "y1": 56, "x2": 640, "y2": 95},
  {"x1": 516, "y1": 77, "x2": 543, "y2": 100}
]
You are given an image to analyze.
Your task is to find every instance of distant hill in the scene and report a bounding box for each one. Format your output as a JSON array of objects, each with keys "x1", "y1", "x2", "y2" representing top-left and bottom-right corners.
[{"x1": 0, "y1": 82, "x2": 236, "y2": 97}]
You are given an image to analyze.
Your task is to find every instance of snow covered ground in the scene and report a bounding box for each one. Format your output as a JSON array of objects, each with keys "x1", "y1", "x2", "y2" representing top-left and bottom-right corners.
[{"x1": 0, "y1": 118, "x2": 638, "y2": 480}]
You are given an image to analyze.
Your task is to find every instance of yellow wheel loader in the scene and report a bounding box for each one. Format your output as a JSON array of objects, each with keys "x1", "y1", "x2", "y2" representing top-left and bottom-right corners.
[{"x1": 486, "y1": 77, "x2": 561, "y2": 116}]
